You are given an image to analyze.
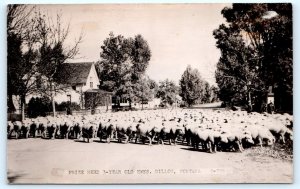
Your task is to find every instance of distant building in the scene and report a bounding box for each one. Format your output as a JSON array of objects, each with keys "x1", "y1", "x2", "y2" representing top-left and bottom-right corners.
[{"x1": 132, "y1": 98, "x2": 161, "y2": 109}]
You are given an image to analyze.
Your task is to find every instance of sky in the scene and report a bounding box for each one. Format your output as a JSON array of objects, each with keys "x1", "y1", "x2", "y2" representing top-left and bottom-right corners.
[{"x1": 38, "y1": 4, "x2": 230, "y2": 85}]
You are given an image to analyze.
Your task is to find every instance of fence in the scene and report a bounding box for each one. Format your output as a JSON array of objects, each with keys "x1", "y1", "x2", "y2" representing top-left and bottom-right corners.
[{"x1": 45, "y1": 109, "x2": 107, "y2": 116}]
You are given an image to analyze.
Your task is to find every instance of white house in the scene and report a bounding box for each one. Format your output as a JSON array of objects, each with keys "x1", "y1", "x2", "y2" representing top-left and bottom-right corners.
[
  {"x1": 53, "y1": 62, "x2": 101, "y2": 107},
  {"x1": 14, "y1": 62, "x2": 111, "y2": 112}
]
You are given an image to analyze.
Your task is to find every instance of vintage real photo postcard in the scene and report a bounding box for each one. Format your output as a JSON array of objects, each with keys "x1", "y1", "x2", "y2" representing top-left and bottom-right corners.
[{"x1": 7, "y1": 3, "x2": 293, "y2": 184}]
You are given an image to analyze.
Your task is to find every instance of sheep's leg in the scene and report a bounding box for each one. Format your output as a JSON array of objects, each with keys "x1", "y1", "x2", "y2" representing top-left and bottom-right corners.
[
  {"x1": 181, "y1": 136, "x2": 185, "y2": 144},
  {"x1": 213, "y1": 143, "x2": 217, "y2": 153},
  {"x1": 107, "y1": 135, "x2": 111, "y2": 143},
  {"x1": 240, "y1": 142, "x2": 245, "y2": 151},
  {"x1": 237, "y1": 141, "x2": 243, "y2": 152},
  {"x1": 280, "y1": 134, "x2": 286, "y2": 144},
  {"x1": 16, "y1": 131, "x2": 19, "y2": 139},
  {"x1": 258, "y1": 138, "x2": 263, "y2": 148},
  {"x1": 52, "y1": 130, "x2": 56, "y2": 139},
  {"x1": 196, "y1": 142, "x2": 199, "y2": 150},
  {"x1": 151, "y1": 134, "x2": 156, "y2": 144},
  {"x1": 147, "y1": 136, "x2": 152, "y2": 146},
  {"x1": 115, "y1": 131, "x2": 118, "y2": 140},
  {"x1": 202, "y1": 142, "x2": 206, "y2": 151},
  {"x1": 207, "y1": 142, "x2": 213, "y2": 153},
  {"x1": 241, "y1": 145, "x2": 245, "y2": 151},
  {"x1": 10, "y1": 130, "x2": 14, "y2": 138},
  {"x1": 8, "y1": 130, "x2": 12, "y2": 139},
  {"x1": 124, "y1": 135, "x2": 129, "y2": 144}
]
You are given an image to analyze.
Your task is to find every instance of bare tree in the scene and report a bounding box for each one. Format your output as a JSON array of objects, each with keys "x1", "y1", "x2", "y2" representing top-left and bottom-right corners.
[
  {"x1": 33, "y1": 10, "x2": 83, "y2": 117},
  {"x1": 7, "y1": 5, "x2": 83, "y2": 119}
]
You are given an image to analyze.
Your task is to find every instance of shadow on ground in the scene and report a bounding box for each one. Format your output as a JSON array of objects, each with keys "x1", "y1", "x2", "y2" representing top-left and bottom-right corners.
[{"x1": 7, "y1": 171, "x2": 27, "y2": 184}]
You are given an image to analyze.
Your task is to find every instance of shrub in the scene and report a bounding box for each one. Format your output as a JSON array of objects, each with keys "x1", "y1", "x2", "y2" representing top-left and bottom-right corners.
[
  {"x1": 27, "y1": 97, "x2": 52, "y2": 118},
  {"x1": 56, "y1": 101, "x2": 81, "y2": 112}
]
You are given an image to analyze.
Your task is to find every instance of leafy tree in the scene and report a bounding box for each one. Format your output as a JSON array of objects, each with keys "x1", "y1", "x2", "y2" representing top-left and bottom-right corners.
[
  {"x1": 156, "y1": 79, "x2": 178, "y2": 107},
  {"x1": 7, "y1": 33, "x2": 24, "y2": 113},
  {"x1": 84, "y1": 91, "x2": 112, "y2": 112},
  {"x1": 214, "y1": 23, "x2": 255, "y2": 106},
  {"x1": 202, "y1": 82, "x2": 212, "y2": 103},
  {"x1": 97, "y1": 32, "x2": 152, "y2": 107},
  {"x1": 210, "y1": 85, "x2": 219, "y2": 103},
  {"x1": 213, "y1": 3, "x2": 292, "y2": 112},
  {"x1": 179, "y1": 65, "x2": 205, "y2": 107},
  {"x1": 133, "y1": 76, "x2": 157, "y2": 109}
]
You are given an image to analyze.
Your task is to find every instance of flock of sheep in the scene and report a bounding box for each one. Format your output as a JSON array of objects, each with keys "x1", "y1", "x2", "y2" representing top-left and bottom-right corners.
[{"x1": 7, "y1": 109, "x2": 293, "y2": 153}]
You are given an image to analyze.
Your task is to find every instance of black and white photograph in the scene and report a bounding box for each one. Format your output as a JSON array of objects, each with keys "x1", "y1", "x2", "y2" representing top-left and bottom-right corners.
[{"x1": 6, "y1": 3, "x2": 293, "y2": 184}]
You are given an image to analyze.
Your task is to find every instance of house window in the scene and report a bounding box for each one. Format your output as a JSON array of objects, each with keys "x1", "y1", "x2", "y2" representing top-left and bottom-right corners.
[
  {"x1": 121, "y1": 98, "x2": 128, "y2": 103},
  {"x1": 67, "y1": 94, "x2": 71, "y2": 103},
  {"x1": 90, "y1": 82, "x2": 93, "y2": 88}
]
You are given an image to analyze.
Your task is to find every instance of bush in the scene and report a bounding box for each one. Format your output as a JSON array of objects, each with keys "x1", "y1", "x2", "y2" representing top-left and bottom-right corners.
[
  {"x1": 56, "y1": 101, "x2": 81, "y2": 112},
  {"x1": 27, "y1": 98, "x2": 81, "y2": 117},
  {"x1": 27, "y1": 97, "x2": 52, "y2": 118}
]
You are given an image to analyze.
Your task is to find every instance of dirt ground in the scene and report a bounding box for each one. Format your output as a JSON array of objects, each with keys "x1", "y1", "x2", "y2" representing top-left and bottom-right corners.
[{"x1": 7, "y1": 137, "x2": 293, "y2": 184}]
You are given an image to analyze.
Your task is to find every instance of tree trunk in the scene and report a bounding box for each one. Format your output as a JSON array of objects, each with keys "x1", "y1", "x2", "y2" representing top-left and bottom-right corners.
[
  {"x1": 51, "y1": 82, "x2": 56, "y2": 117},
  {"x1": 52, "y1": 96, "x2": 56, "y2": 117},
  {"x1": 129, "y1": 99, "x2": 132, "y2": 110},
  {"x1": 106, "y1": 96, "x2": 108, "y2": 112},
  {"x1": 7, "y1": 92, "x2": 16, "y2": 113},
  {"x1": 248, "y1": 91, "x2": 252, "y2": 112},
  {"x1": 21, "y1": 95, "x2": 25, "y2": 121}
]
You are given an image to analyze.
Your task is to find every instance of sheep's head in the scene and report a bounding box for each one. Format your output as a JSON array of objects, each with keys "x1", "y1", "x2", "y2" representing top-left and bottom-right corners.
[
  {"x1": 220, "y1": 134, "x2": 228, "y2": 143},
  {"x1": 266, "y1": 137, "x2": 275, "y2": 146},
  {"x1": 153, "y1": 126, "x2": 160, "y2": 133},
  {"x1": 8, "y1": 121, "x2": 14, "y2": 128},
  {"x1": 243, "y1": 132, "x2": 254, "y2": 144},
  {"x1": 176, "y1": 127, "x2": 184, "y2": 135}
]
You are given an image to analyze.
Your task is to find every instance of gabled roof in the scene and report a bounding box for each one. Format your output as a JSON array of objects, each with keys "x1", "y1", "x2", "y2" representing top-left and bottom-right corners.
[{"x1": 55, "y1": 62, "x2": 95, "y2": 85}]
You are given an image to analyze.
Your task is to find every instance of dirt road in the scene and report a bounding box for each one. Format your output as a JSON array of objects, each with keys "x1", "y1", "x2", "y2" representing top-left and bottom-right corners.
[{"x1": 7, "y1": 138, "x2": 293, "y2": 184}]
